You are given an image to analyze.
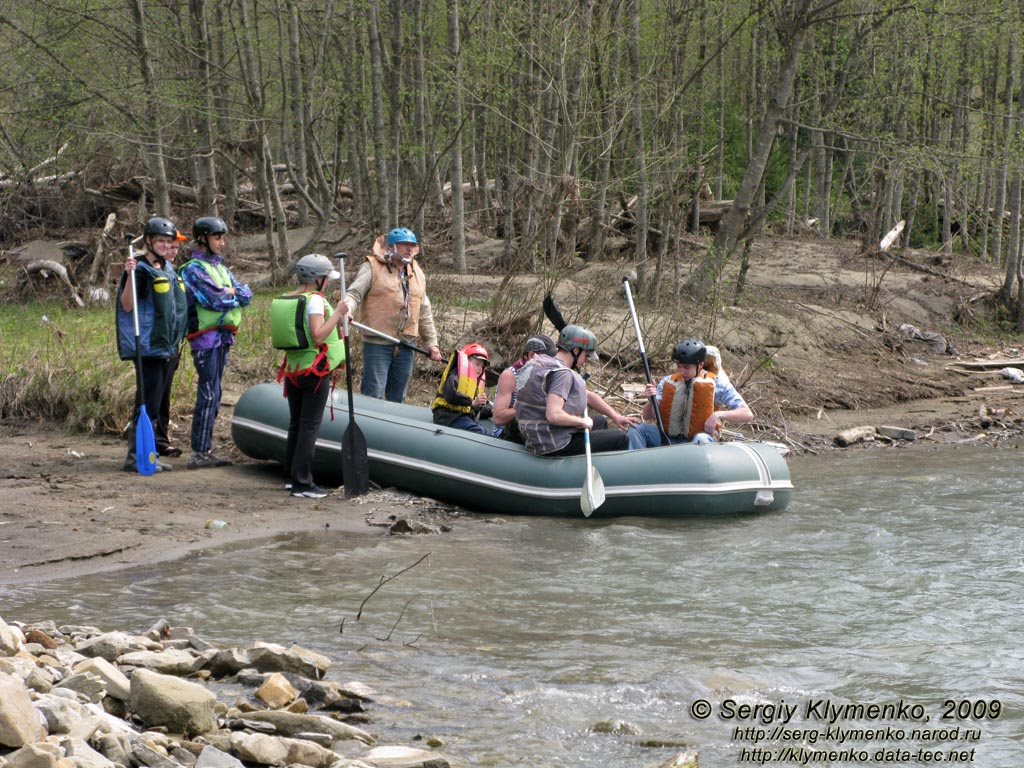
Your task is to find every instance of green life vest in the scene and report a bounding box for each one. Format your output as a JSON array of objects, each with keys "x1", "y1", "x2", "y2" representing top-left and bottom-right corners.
[
  {"x1": 192, "y1": 259, "x2": 243, "y2": 334},
  {"x1": 274, "y1": 292, "x2": 346, "y2": 379}
]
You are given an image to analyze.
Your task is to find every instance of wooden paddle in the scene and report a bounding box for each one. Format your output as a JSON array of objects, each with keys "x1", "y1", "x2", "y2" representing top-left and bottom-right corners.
[
  {"x1": 336, "y1": 253, "x2": 369, "y2": 497},
  {"x1": 623, "y1": 277, "x2": 670, "y2": 446},
  {"x1": 127, "y1": 238, "x2": 158, "y2": 476},
  {"x1": 581, "y1": 406, "x2": 606, "y2": 516}
]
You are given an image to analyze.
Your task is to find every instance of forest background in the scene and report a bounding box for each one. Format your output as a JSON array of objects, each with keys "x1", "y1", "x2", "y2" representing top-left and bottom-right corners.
[{"x1": 3, "y1": 0, "x2": 1024, "y2": 449}]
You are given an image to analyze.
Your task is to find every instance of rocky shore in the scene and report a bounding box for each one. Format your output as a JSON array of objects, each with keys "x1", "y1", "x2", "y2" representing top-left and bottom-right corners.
[
  {"x1": 0, "y1": 615, "x2": 456, "y2": 768},
  {"x1": 0, "y1": 615, "x2": 705, "y2": 768}
]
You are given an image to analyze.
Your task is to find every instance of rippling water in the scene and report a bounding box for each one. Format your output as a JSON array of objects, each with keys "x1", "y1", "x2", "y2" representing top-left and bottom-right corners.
[{"x1": 4, "y1": 446, "x2": 1022, "y2": 767}]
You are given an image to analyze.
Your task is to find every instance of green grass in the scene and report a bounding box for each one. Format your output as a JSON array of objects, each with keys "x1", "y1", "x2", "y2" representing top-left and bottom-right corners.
[{"x1": 0, "y1": 289, "x2": 285, "y2": 434}]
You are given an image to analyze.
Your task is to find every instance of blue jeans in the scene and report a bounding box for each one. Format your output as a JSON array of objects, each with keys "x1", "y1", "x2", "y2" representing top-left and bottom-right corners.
[
  {"x1": 361, "y1": 342, "x2": 415, "y2": 403},
  {"x1": 190, "y1": 345, "x2": 230, "y2": 454},
  {"x1": 626, "y1": 423, "x2": 714, "y2": 449}
]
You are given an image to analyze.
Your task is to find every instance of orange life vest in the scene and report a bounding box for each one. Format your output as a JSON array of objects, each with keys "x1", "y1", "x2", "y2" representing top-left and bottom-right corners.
[{"x1": 658, "y1": 371, "x2": 717, "y2": 439}]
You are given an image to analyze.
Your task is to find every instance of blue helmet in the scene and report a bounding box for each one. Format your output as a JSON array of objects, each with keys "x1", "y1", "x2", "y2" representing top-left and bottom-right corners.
[{"x1": 386, "y1": 227, "x2": 417, "y2": 246}]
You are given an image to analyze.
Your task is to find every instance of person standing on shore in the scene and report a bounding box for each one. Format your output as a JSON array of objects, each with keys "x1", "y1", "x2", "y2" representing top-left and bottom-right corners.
[
  {"x1": 343, "y1": 227, "x2": 444, "y2": 403},
  {"x1": 154, "y1": 227, "x2": 189, "y2": 458},
  {"x1": 180, "y1": 216, "x2": 252, "y2": 469},
  {"x1": 272, "y1": 254, "x2": 347, "y2": 499},
  {"x1": 115, "y1": 216, "x2": 188, "y2": 472}
]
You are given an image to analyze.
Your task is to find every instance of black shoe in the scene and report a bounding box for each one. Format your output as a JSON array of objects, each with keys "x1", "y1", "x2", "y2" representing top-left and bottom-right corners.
[
  {"x1": 291, "y1": 484, "x2": 328, "y2": 499},
  {"x1": 158, "y1": 445, "x2": 183, "y2": 457},
  {"x1": 187, "y1": 451, "x2": 232, "y2": 469}
]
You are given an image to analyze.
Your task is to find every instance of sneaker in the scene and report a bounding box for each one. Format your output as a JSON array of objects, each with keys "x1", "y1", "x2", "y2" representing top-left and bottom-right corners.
[
  {"x1": 158, "y1": 445, "x2": 183, "y2": 457},
  {"x1": 291, "y1": 484, "x2": 328, "y2": 499},
  {"x1": 123, "y1": 457, "x2": 166, "y2": 473},
  {"x1": 284, "y1": 482, "x2": 293, "y2": 491},
  {"x1": 187, "y1": 451, "x2": 233, "y2": 469},
  {"x1": 157, "y1": 461, "x2": 173, "y2": 472}
]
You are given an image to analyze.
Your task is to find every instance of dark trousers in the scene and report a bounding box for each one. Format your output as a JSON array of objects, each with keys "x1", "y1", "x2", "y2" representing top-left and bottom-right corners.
[
  {"x1": 284, "y1": 373, "x2": 332, "y2": 488},
  {"x1": 548, "y1": 428, "x2": 629, "y2": 456},
  {"x1": 128, "y1": 357, "x2": 172, "y2": 457},
  {"x1": 156, "y1": 349, "x2": 180, "y2": 451}
]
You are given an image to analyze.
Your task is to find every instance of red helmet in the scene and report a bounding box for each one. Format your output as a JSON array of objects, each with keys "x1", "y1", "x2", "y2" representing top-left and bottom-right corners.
[{"x1": 461, "y1": 342, "x2": 489, "y2": 364}]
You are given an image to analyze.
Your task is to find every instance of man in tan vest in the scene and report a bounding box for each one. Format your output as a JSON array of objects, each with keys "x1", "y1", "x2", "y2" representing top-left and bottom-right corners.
[{"x1": 343, "y1": 227, "x2": 444, "y2": 402}]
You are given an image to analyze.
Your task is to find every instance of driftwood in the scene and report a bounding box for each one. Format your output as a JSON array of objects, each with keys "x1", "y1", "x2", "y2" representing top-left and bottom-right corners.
[{"x1": 834, "y1": 425, "x2": 876, "y2": 447}]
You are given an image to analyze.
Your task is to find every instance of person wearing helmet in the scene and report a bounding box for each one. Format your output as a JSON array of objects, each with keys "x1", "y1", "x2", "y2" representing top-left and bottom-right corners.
[
  {"x1": 270, "y1": 254, "x2": 346, "y2": 498},
  {"x1": 514, "y1": 325, "x2": 636, "y2": 456},
  {"x1": 627, "y1": 338, "x2": 753, "y2": 449},
  {"x1": 342, "y1": 227, "x2": 444, "y2": 403},
  {"x1": 115, "y1": 216, "x2": 189, "y2": 472},
  {"x1": 431, "y1": 342, "x2": 492, "y2": 433},
  {"x1": 490, "y1": 334, "x2": 558, "y2": 442},
  {"x1": 179, "y1": 215, "x2": 252, "y2": 469}
]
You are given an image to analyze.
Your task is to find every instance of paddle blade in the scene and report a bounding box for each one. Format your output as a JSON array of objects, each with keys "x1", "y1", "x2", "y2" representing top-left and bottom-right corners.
[
  {"x1": 135, "y1": 405, "x2": 158, "y2": 476},
  {"x1": 580, "y1": 427, "x2": 606, "y2": 516},
  {"x1": 341, "y1": 422, "x2": 370, "y2": 498},
  {"x1": 543, "y1": 294, "x2": 567, "y2": 331}
]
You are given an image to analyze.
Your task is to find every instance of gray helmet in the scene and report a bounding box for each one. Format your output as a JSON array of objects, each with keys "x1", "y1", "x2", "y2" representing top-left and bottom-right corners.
[
  {"x1": 295, "y1": 253, "x2": 340, "y2": 284},
  {"x1": 557, "y1": 324, "x2": 599, "y2": 364},
  {"x1": 193, "y1": 216, "x2": 229, "y2": 240},
  {"x1": 144, "y1": 216, "x2": 177, "y2": 238},
  {"x1": 672, "y1": 339, "x2": 707, "y2": 365}
]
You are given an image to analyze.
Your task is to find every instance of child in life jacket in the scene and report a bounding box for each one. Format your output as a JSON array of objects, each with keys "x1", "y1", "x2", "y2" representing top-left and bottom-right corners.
[
  {"x1": 627, "y1": 338, "x2": 753, "y2": 449},
  {"x1": 431, "y1": 343, "x2": 492, "y2": 434}
]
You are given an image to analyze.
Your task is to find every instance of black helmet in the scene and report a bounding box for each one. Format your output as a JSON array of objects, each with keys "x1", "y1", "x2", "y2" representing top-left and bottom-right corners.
[
  {"x1": 193, "y1": 216, "x2": 229, "y2": 240},
  {"x1": 672, "y1": 339, "x2": 707, "y2": 365},
  {"x1": 144, "y1": 216, "x2": 177, "y2": 238}
]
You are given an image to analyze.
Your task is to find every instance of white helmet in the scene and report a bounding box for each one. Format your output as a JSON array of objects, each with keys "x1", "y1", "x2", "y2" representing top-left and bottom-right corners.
[{"x1": 295, "y1": 254, "x2": 340, "y2": 283}]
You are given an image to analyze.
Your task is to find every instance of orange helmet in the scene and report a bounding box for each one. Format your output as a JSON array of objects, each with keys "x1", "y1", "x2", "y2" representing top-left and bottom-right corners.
[{"x1": 461, "y1": 342, "x2": 490, "y2": 364}]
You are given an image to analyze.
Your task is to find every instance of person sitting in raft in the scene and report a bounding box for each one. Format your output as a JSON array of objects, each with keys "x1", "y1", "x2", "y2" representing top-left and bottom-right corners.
[
  {"x1": 431, "y1": 343, "x2": 493, "y2": 434},
  {"x1": 491, "y1": 334, "x2": 557, "y2": 441},
  {"x1": 515, "y1": 325, "x2": 637, "y2": 456},
  {"x1": 627, "y1": 338, "x2": 753, "y2": 449},
  {"x1": 271, "y1": 254, "x2": 347, "y2": 499}
]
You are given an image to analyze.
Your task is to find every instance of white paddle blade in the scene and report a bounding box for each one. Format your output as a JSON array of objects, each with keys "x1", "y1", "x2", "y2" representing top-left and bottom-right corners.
[{"x1": 585, "y1": 466, "x2": 606, "y2": 514}]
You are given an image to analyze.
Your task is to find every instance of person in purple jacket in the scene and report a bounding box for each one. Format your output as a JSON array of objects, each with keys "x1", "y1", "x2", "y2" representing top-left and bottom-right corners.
[{"x1": 179, "y1": 216, "x2": 252, "y2": 469}]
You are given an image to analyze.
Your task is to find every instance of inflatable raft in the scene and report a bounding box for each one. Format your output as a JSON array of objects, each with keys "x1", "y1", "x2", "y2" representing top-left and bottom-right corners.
[{"x1": 231, "y1": 382, "x2": 793, "y2": 518}]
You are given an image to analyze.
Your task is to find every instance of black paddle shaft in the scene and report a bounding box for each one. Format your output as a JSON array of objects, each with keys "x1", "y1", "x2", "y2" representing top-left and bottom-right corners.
[
  {"x1": 623, "y1": 277, "x2": 670, "y2": 446},
  {"x1": 336, "y1": 253, "x2": 369, "y2": 497}
]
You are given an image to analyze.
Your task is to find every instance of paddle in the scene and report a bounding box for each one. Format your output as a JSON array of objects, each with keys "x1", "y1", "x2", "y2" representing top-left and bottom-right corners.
[
  {"x1": 581, "y1": 406, "x2": 606, "y2": 516},
  {"x1": 336, "y1": 253, "x2": 369, "y2": 497},
  {"x1": 350, "y1": 320, "x2": 433, "y2": 357},
  {"x1": 127, "y1": 237, "x2": 158, "y2": 476},
  {"x1": 622, "y1": 277, "x2": 670, "y2": 446}
]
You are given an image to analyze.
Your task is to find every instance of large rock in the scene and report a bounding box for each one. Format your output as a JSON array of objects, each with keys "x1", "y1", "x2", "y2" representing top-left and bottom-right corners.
[
  {"x1": 204, "y1": 649, "x2": 251, "y2": 679},
  {"x1": 248, "y1": 643, "x2": 331, "y2": 679},
  {"x1": 232, "y1": 711, "x2": 373, "y2": 744},
  {"x1": 194, "y1": 745, "x2": 245, "y2": 768},
  {"x1": 254, "y1": 673, "x2": 298, "y2": 709},
  {"x1": 62, "y1": 737, "x2": 117, "y2": 768},
  {"x1": 74, "y1": 634, "x2": 148, "y2": 663},
  {"x1": 33, "y1": 694, "x2": 88, "y2": 735},
  {"x1": 117, "y1": 650, "x2": 200, "y2": 677},
  {"x1": 72, "y1": 659, "x2": 131, "y2": 701},
  {"x1": 55, "y1": 672, "x2": 107, "y2": 704},
  {"x1": 129, "y1": 669, "x2": 216, "y2": 736},
  {"x1": 3, "y1": 742, "x2": 69, "y2": 768},
  {"x1": 0, "y1": 617, "x2": 26, "y2": 656},
  {"x1": 0, "y1": 672, "x2": 44, "y2": 747},
  {"x1": 360, "y1": 746, "x2": 450, "y2": 768},
  {"x1": 227, "y1": 732, "x2": 338, "y2": 768}
]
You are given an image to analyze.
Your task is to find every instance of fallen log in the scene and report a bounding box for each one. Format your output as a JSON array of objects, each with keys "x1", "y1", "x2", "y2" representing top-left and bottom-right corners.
[{"x1": 834, "y1": 425, "x2": 876, "y2": 447}]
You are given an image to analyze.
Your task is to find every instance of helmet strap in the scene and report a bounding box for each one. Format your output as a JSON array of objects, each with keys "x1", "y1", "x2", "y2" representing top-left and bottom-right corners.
[{"x1": 570, "y1": 348, "x2": 583, "y2": 370}]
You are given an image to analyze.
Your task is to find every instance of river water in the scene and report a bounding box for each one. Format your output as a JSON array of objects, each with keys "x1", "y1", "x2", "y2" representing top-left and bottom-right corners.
[{"x1": 3, "y1": 446, "x2": 1022, "y2": 767}]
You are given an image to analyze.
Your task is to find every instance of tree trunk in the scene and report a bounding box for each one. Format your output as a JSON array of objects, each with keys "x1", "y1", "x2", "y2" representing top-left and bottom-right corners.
[
  {"x1": 127, "y1": 0, "x2": 170, "y2": 215},
  {"x1": 628, "y1": 0, "x2": 649, "y2": 291},
  {"x1": 367, "y1": 0, "x2": 391, "y2": 229},
  {"x1": 447, "y1": 0, "x2": 466, "y2": 273},
  {"x1": 691, "y1": 0, "x2": 813, "y2": 299},
  {"x1": 187, "y1": 0, "x2": 218, "y2": 215}
]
